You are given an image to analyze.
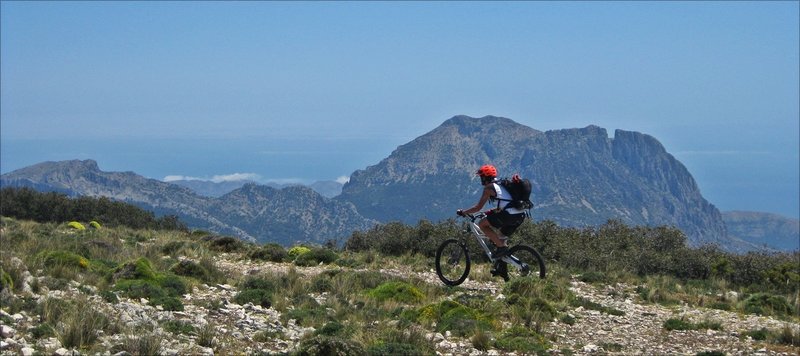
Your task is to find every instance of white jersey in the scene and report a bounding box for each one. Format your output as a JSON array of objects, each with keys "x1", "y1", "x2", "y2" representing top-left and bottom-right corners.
[{"x1": 491, "y1": 181, "x2": 525, "y2": 215}]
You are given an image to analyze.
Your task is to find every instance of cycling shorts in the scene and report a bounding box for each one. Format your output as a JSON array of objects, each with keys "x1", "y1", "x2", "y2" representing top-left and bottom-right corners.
[{"x1": 486, "y1": 210, "x2": 526, "y2": 236}]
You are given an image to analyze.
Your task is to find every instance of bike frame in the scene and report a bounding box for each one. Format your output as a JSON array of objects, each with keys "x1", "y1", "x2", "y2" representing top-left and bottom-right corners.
[{"x1": 464, "y1": 213, "x2": 528, "y2": 271}]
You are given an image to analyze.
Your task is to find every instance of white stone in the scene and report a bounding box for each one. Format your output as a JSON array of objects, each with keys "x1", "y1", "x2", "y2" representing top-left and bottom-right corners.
[
  {"x1": 21, "y1": 347, "x2": 35, "y2": 356},
  {"x1": 0, "y1": 325, "x2": 15, "y2": 338}
]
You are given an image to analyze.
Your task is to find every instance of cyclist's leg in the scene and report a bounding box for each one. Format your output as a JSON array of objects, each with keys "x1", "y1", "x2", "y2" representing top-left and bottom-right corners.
[{"x1": 479, "y1": 217, "x2": 507, "y2": 248}]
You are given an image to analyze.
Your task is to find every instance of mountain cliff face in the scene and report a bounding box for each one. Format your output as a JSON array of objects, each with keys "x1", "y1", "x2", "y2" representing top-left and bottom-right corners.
[
  {"x1": 338, "y1": 115, "x2": 728, "y2": 247},
  {"x1": 0, "y1": 160, "x2": 373, "y2": 245},
  {"x1": 208, "y1": 184, "x2": 374, "y2": 245}
]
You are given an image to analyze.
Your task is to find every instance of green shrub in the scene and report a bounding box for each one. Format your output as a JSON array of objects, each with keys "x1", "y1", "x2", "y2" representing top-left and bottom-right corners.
[
  {"x1": 742, "y1": 293, "x2": 793, "y2": 317},
  {"x1": 578, "y1": 271, "x2": 607, "y2": 284},
  {"x1": 366, "y1": 281, "x2": 424, "y2": 304},
  {"x1": 664, "y1": 318, "x2": 696, "y2": 331},
  {"x1": 571, "y1": 297, "x2": 625, "y2": 316},
  {"x1": 316, "y1": 321, "x2": 347, "y2": 337},
  {"x1": 161, "y1": 241, "x2": 187, "y2": 255},
  {"x1": 170, "y1": 260, "x2": 210, "y2": 281},
  {"x1": 288, "y1": 246, "x2": 312, "y2": 259},
  {"x1": 119, "y1": 333, "x2": 163, "y2": 355},
  {"x1": 417, "y1": 300, "x2": 496, "y2": 337},
  {"x1": 204, "y1": 235, "x2": 244, "y2": 252},
  {"x1": 68, "y1": 221, "x2": 86, "y2": 230},
  {"x1": 696, "y1": 351, "x2": 726, "y2": 356},
  {"x1": 663, "y1": 318, "x2": 722, "y2": 331},
  {"x1": 296, "y1": 335, "x2": 365, "y2": 356},
  {"x1": 494, "y1": 326, "x2": 549, "y2": 354},
  {"x1": 293, "y1": 247, "x2": 338, "y2": 266},
  {"x1": 113, "y1": 258, "x2": 157, "y2": 281},
  {"x1": 233, "y1": 289, "x2": 272, "y2": 308},
  {"x1": 745, "y1": 328, "x2": 769, "y2": 341},
  {"x1": 40, "y1": 251, "x2": 90, "y2": 269},
  {"x1": 233, "y1": 277, "x2": 277, "y2": 308},
  {"x1": 30, "y1": 324, "x2": 55, "y2": 339},
  {"x1": 248, "y1": 243, "x2": 287, "y2": 262},
  {"x1": 89, "y1": 221, "x2": 102, "y2": 229},
  {"x1": 0, "y1": 267, "x2": 13, "y2": 292}
]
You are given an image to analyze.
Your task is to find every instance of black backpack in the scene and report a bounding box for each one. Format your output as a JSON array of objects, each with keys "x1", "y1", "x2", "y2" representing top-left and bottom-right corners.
[{"x1": 497, "y1": 174, "x2": 533, "y2": 210}]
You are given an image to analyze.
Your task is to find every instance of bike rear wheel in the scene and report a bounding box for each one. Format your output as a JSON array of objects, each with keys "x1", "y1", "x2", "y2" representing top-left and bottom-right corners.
[
  {"x1": 504, "y1": 245, "x2": 546, "y2": 279},
  {"x1": 435, "y1": 238, "x2": 471, "y2": 286}
]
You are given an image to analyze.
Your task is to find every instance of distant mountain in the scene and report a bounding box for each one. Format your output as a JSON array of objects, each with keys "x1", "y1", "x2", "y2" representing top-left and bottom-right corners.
[
  {"x1": 338, "y1": 115, "x2": 729, "y2": 248},
  {"x1": 208, "y1": 183, "x2": 371, "y2": 245},
  {"x1": 0, "y1": 160, "x2": 372, "y2": 245},
  {"x1": 170, "y1": 179, "x2": 255, "y2": 198},
  {"x1": 7, "y1": 116, "x2": 787, "y2": 252},
  {"x1": 169, "y1": 179, "x2": 343, "y2": 198},
  {"x1": 722, "y1": 211, "x2": 800, "y2": 251},
  {"x1": 309, "y1": 180, "x2": 344, "y2": 198}
]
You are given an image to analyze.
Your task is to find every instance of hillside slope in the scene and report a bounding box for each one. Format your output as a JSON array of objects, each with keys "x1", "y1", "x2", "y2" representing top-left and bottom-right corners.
[{"x1": 338, "y1": 115, "x2": 728, "y2": 247}]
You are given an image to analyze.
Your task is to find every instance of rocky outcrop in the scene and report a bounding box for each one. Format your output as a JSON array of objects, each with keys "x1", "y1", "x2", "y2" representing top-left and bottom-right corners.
[{"x1": 339, "y1": 115, "x2": 728, "y2": 247}]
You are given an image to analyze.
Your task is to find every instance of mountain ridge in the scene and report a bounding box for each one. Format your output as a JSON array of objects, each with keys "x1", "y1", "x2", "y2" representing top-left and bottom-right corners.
[
  {"x1": 3, "y1": 115, "x2": 791, "y2": 252},
  {"x1": 339, "y1": 115, "x2": 729, "y2": 247}
]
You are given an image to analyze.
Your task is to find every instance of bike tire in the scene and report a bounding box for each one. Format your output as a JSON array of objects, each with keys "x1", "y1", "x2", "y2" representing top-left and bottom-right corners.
[
  {"x1": 435, "y1": 238, "x2": 471, "y2": 286},
  {"x1": 506, "y1": 245, "x2": 546, "y2": 279}
]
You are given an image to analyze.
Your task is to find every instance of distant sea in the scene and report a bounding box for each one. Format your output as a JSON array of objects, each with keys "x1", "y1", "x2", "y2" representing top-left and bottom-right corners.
[{"x1": 1, "y1": 137, "x2": 405, "y2": 184}]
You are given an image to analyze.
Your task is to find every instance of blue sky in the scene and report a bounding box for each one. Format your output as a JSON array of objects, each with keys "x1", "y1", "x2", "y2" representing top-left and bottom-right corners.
[{"x1": 2, "y1": 1, "x2": 798, "y2": 218}]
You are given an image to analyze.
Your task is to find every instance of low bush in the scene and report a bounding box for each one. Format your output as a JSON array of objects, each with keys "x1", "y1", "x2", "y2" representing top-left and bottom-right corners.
[
  {"x1": 295, "y1": 335, "x2": 365, "y2": 356},
  {"x1": 417, "y1": 300, "x2": 497, "y2": 337},
  {"x1": 494, "y1": 326, "x2": 550, "y2": 354},
  {"x1": 742, "y1": 293, "x2": 794, "y2": 317},
  {"x1": 233, "y1": 277, "x2": 277, "y2": 308},
  {"x1": 249, "y1": 243, "x2": 287, "y2": 262},
  {"x1": 366, "y1": 281, "x2": 424, "y2": 304},
  {"x1": 294, "y1": 247, "x2": 338, "y2": 266}
]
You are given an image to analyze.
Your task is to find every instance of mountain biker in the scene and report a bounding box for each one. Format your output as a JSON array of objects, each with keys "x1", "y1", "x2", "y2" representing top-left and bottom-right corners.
[{"x1": 457, "y1": 164, "x2": 526, "y2": 274}]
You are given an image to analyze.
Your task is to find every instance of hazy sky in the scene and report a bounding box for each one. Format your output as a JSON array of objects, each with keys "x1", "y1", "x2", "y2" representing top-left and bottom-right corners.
[{"x1": 2, "y1": 1, "x2": 798, "y2": 218}]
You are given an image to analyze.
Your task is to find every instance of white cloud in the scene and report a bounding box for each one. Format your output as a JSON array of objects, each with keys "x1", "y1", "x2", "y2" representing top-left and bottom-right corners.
[
  {"x1": 163, "y1": 175, "x2": 202, "y2": 182},
  {"x1": 163, "y1": 173, "x2": 262, "y2": 183},
  {"x1": 335, "y1": 175, "x2": 350, "y2": 184},
  {"x1": 210, "y1": 173, "x2": 262, "y2": 183}
]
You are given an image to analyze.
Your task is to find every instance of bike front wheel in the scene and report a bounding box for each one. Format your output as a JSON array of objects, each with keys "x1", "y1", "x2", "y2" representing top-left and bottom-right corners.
[
  {"x1": 504, "y1": 245, "x2": 546, "y2": 279},
  {"x1": 435, "y1": 238, "x2": 471, "y2": 286}
]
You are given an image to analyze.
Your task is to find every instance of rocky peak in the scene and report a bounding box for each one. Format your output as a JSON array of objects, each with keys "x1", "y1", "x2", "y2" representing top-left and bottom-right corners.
[{"x1": 339, "y1": 116, "x2": 729, "y2": 248}]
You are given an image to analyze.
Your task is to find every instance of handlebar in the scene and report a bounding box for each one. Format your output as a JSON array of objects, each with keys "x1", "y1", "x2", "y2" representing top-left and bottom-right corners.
[{"x1": 457, "y1": 211, "x2": 486, "y2": 222}]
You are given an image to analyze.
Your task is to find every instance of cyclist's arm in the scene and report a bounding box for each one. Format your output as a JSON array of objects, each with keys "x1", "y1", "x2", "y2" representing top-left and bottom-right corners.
[{"x1": 460, "y1": 185, "x2": 495, "y2": 215}]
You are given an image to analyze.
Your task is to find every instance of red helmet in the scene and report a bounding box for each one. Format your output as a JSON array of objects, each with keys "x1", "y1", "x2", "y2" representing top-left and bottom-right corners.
[{"x1": 475, "y1": 164, "x2": 497, "y2": 178}]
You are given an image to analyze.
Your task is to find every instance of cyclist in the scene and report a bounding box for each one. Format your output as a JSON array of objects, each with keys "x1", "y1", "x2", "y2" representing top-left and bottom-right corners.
[{"x1": 457, "y1": 164, "x2": 526, "y2": 277}]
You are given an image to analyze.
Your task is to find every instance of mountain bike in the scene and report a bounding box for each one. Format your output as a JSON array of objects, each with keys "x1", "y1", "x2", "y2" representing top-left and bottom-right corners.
[{"x1": 435, "y1": 212, "x2": 545, "y2": 286}]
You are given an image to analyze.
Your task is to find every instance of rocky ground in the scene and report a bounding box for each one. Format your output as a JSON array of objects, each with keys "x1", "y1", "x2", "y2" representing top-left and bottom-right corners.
[{"x1": 2, "y1": 254, "x2": 798, "y2": 355}]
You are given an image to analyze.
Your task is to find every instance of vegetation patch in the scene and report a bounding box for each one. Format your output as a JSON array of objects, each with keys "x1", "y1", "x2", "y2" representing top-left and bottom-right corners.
[
  {"x1": 494, "y1": 325, "x2": 550, "y2": 354},
  {"x1": 295, "y1": 335, "x2": 365, "y2": 356},
  {"x1": 571, "y1": 297, "x2": 625, "y2": 316},
  {"x1": 416, "y1": 300, "x2": 497, "y2": 337},
  {"x1": 248, "y1": 243, "x2": 288, "y2": 262},
  {"x1": 39, "y1": 250, "x2": 90, "y2": 270},
  {"x1": 294, "y1": 247, "x2": 338, "y2": 266},
  {"x1": 112, "y1": 258, "x2": 186, "y2": 311},
  {"x1": 233, "y1": 276, "x2": 276, "y2": 308},
  {"x1": 742, "y1": 293, "x2": 794, "y2": 317},
  {"x1": 366, "y1": 281, "x2": 424, "y2": 304},
  {"x1": 663, "y1": 317, "x2": 723, "y2": 331}
]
